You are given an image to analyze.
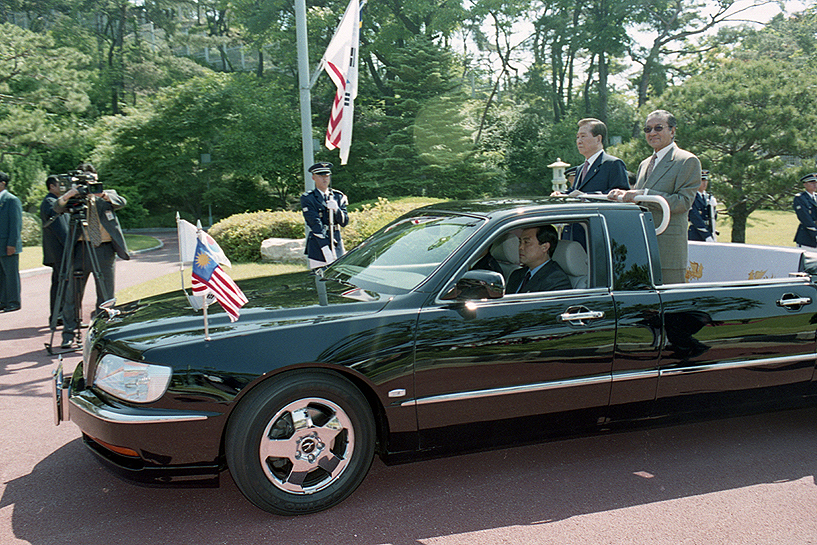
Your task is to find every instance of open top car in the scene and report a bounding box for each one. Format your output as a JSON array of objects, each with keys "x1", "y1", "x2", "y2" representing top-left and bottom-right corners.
[{"x1": 54, "y1": 197, "x2": 817, "y2": 515}]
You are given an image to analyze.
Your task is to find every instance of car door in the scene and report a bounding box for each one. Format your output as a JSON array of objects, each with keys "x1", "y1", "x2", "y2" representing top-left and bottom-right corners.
[
  {"x1": 411, "y1": 216, "x2": 617, "y2": 451},
  {"x1": 653, "y1": 279, "x2": 817, "y2": 414}
]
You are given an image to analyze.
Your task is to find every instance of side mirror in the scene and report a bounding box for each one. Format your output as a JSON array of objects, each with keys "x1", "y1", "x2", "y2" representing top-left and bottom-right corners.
[{"x1": 442, "y1": 270, "x2": 506, "y2": 300}]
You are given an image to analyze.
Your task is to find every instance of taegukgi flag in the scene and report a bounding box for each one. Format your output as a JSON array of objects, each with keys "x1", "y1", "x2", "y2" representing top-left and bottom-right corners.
[
  {"x1": 321, "y1": 0, "x2": 361, "y2": 165},
  {"x1": 177, "y1": 217, "x2": 231, "y2": 267},
  {"x1": 191, "y1": 239, "x2": 247, "y2": 322}
]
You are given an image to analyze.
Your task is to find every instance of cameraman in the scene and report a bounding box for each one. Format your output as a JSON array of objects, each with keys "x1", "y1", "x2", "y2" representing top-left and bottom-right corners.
[
  {"x1": 40, "y1": 175, "x2": 69, "y2": 326},
  {"x1": 53, "y1": 163, "x2": 129, "y2": 348}
]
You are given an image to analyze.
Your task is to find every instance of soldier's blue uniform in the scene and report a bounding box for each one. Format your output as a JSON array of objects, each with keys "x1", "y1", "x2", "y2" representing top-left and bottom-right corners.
[
  {"x1": 794, "y1": 173, "x2": 817, "y2": 248},
  {"x1": 688, "y1": 169, "x2": 717, "y2": 242},
  {"x1": 301, "y1": 162, "x2": 349, "y2": 269}
]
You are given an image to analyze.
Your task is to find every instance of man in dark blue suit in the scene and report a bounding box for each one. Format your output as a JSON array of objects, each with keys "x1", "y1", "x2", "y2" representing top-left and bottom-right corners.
[
  {"x1": 0, "y1": 171, "x2": 22, "y2": 312},
  {"x1": 688, "y1": 169, "x2": 716, "y2": 241},
  {"x1": 561, "y1": 118, "x2": 629, "y2": 248},
  {"x1": 506, "y1": 225, "x2": 571, "y2": 294},
  {"x1": 40, "y1": 175, "x2": 69, "y2": 325},
  {"x1": 570, "y1": 118, "x2": 629, "y2": 194},
  {"x1": 794, "y1": 172, "x2": 817, "y2": 248}
]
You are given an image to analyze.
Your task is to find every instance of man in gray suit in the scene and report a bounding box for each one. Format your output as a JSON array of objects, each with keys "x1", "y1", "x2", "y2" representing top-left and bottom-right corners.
[
  {"x1": 54, "y1": 164, "x2": 129, "y2": 347},
  {"x1": 0, "y1": 171, "x2": 22, "y2": 312},
  {"x1": 608, "y1": 110, "x2": 700, "y2": 284}
]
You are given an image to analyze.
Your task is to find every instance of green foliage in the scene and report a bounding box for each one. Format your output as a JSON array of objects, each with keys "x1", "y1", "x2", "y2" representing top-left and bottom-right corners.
[
  {"x1": 210, "y1": 210, "x2": 305, "y2": 262},
  {"x1": 343, "y1": 197, "x2": 440, "y2": 249},
  {"x1": 649, "y1": 57, "x2": 817, "y2": 242},
  {"x1": 21, "y1": 212, "x2": 41, "y2": 247},
  {"x1": 96, "y1": 73, "x2": 303, "y2": 228},
  {"x1": 345, "y1": 36, "x2": 501, "y2": 201},
  {"x1": 209, "y1": 198, "x2": 442, "y2": 262},
  {"x1": 0, "y1": 23, "x2": 92, "y2": 204},
  {"x1": 4, "y1": 0, "x2": 817, "y2": 233}
]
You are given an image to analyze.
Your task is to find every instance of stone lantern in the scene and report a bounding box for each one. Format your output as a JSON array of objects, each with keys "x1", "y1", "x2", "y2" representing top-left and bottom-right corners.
[{"x1": 548, "y1": 157, "x2": 571, "y2": 193}]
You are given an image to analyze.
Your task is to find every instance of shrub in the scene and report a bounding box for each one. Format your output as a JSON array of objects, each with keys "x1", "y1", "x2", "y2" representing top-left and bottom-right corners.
[
  {"x1": 209, "y1": 210, "x2": 304, "y2": 262},
  {"x1": 344, "y1": 197, "x2": 433, "y2": 249},
  {"x1": 209, "y1": 198, "x2": 443, "y2": 262},
  {"x1": 22, "y1": 212, "x2": 41, "y2": 246}
]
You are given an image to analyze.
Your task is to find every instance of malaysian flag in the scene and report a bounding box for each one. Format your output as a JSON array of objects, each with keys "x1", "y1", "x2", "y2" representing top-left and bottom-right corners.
[
  {"x1": 191, "y1": 239, "x2": 247, "y2": 322},
  {"x1": 321, "y1": 0, "x2": 362, "y2": 165}
]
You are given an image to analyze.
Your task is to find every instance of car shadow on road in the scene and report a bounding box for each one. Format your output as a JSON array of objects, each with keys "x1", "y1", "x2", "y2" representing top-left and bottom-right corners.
[{"x1": 3, "y1": 407, "x2": 817, "y2": 545}]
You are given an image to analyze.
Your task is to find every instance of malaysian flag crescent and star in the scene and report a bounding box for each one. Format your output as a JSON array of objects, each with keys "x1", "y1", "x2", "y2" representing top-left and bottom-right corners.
[
  {"x1": 192, "y1": 240, "x2": 248, "y2": 322},
  {"x1": 321, "y1": 0, "x2": 362, "y2": 165}
]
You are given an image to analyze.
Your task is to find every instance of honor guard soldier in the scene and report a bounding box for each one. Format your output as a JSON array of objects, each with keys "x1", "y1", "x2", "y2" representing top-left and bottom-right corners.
[
  {"x1": 688, "y1": 169, "x2": 718, "y2": 242},
  {"x1": 301, "y1": 162, "x2": 349, "y2": 269},
  {"x1": 794, "y1": 172, "x2": 817, "y2": 248},
  {"x1": 564, "y1": 165, "x2": 577, "y2": 190}
]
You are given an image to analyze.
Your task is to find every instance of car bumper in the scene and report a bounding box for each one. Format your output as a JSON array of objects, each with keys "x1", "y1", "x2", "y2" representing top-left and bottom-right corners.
[{"x1": 53, "y1": 360, "x2": 225, "y2": 484}]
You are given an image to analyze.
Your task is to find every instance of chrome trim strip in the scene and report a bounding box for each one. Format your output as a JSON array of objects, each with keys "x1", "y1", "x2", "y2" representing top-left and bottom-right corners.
[
  {"x1": 612, "y1": 368, "x2": 660, "y2": 382},
  {"x1": 69, "y1": 395, "x2": 209, "y2": 425},
  {"x1": 659, "y1": 353, "x2": 816, "y2": 377},
  {"x1": 402, "y1": 354, "x2": 816, "y2": 407},
  {"x1": 402, "y1": 373, "x2": 612, "y2": 407}
]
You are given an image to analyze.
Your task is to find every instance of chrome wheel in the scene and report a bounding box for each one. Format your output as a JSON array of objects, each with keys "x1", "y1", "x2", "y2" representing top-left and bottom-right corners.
[
  {"x1": 226, "y1": 371, "x2": 375, "y2": 515},
  {"x1": 259, "y1": 397, "x2": 354, "y2": 494}
]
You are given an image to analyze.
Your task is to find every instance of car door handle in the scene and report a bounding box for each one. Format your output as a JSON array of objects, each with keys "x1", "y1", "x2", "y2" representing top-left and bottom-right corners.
[
  {"x1": 776, "y1": 295, "x2": 812, "y2": 308},
  {"x1": 558, "y1": 310, "x2": 605, "y2": 324}
]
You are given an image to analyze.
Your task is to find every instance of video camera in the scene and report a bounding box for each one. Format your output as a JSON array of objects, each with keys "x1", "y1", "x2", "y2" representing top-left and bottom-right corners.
[{"x1": 57, "y1": 170, "x2": 104, "y2": 212}]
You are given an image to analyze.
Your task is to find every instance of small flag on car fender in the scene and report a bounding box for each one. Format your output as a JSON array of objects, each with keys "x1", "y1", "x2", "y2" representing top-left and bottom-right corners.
[{"x1": 191, "y1": 240, "x2": 247, "y2": 322}]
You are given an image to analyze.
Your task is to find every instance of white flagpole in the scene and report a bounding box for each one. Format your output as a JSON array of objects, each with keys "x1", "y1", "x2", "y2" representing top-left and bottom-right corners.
[
  {"x1": 176, "y1": 212, "x2": 186, "y2": 295},
  {"x1": 295, "y1": 0, "x2": 315, "y2": 190},
  {"x1": 328, "y1": 195, "x2": 335, "y2": 255},
  {"x1": 203, "y1": 297, "x2": 211, "y2": 341}
]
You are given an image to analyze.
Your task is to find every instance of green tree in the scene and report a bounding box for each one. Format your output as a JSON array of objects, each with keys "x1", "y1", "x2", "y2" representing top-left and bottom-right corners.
[
  {"x1": 0, "y1": 23, "x2": 91, "y2": 207},
  {"x1": 629, "y1": 0, "x2": 744, "y2": 113},
  {"x1": 351, "y1": 36, "x2": 500, "y2": 200},
  {"x1": 96, "y1": 73, "x2": 302, "y2": 227},
  {"x1": 653, "y1": 58, "x2": 817, "y2": 243}
]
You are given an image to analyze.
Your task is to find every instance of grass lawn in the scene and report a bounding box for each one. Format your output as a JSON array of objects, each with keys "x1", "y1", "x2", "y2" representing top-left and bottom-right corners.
[
  {"x1": 20, "y1": 233, "x2": 162, "y2": 271},
  {"x1": 716, "y1": 209, "x2": 797, "y2": 247}
]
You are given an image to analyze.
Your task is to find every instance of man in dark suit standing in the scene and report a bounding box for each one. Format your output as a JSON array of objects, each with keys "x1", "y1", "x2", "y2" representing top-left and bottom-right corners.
[
  {"x1": 608, "y1": 110, "x2": 700, "y2": 284},
  {"x1": 506, "y1": 225, "x2": 571, "y2": 294},
  {"x1": 560, "y1": 118, "x2": 629, "y2": 248},
  {"x1": 40, "y1": 175, "x2": 69, "y2": 325},
  {"x1": 688, "y1": 170, "x2": 716, "y2": 242},
  {"x1": 0, "y1": 171, "x2": 22, "y2": 312},
  {"x1": 570, "y1": 118, "x2": 629, "y2": 194},
  {"x1": 54, "y1": 164, "x2": 129, "y2": 347},
  {"x1": 301, "y1": 162, "x2": 349, "y2": 269},
  {"x1": 794, "y1": 172, "x2": 817, "y2": 248}
]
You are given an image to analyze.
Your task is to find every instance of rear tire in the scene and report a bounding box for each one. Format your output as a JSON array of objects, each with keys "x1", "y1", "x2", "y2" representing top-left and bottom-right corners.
[{"x1": 225, "y1": 370, "x2": 375, "y2": 515}]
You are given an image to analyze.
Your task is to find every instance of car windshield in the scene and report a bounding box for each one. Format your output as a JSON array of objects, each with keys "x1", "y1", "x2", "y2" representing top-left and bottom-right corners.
[{"x1": 325, "y1": 214, "x2": 484, "y2": 294}]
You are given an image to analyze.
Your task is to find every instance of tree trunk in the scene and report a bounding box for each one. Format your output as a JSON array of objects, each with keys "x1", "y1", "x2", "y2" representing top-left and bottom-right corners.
[{"x1": 730, "y1": 200, "x2": 748, "y2": 243}]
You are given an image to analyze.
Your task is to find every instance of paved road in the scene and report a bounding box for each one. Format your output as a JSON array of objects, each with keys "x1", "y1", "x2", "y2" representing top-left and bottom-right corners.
[{"x1": 1, "y1": 234, "x2": 816, "y2": 545}]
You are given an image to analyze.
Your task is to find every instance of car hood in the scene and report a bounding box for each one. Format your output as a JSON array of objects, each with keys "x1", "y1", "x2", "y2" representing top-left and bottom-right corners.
[{"x1": 93, "y1": 271, "x2": 390, "y2": 354}]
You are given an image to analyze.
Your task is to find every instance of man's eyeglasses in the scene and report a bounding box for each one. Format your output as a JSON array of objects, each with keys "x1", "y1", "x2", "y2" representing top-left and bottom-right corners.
[{"x1": 643, "y1": 125, "x2": 665, "y2": 134}]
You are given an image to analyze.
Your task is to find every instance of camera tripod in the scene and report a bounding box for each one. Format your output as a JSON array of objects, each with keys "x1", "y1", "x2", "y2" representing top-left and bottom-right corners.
[{"x1": 45, "y1": 203, "x2": 108, "y2": 355}]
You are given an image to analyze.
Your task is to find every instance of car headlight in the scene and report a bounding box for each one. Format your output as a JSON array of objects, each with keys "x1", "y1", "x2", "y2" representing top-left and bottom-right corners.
[{"x1": 94, "y1": 354, "x2": 172, "y2": 403}]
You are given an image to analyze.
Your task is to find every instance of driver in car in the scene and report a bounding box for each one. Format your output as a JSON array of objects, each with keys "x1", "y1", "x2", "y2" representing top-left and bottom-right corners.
[{"x1": 507, "y1": 225, "x2": 571, "y2": 294}]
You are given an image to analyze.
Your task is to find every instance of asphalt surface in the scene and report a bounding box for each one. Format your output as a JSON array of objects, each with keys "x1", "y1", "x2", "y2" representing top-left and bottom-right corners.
[{"x1": 1, "y1": 233, "x2": 817, "y2": 545}]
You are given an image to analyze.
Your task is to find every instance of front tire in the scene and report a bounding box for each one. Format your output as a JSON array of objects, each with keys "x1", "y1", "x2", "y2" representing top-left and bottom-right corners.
[{"x1": 225, "y1": 370, "x2": 375, "y2": 515}]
